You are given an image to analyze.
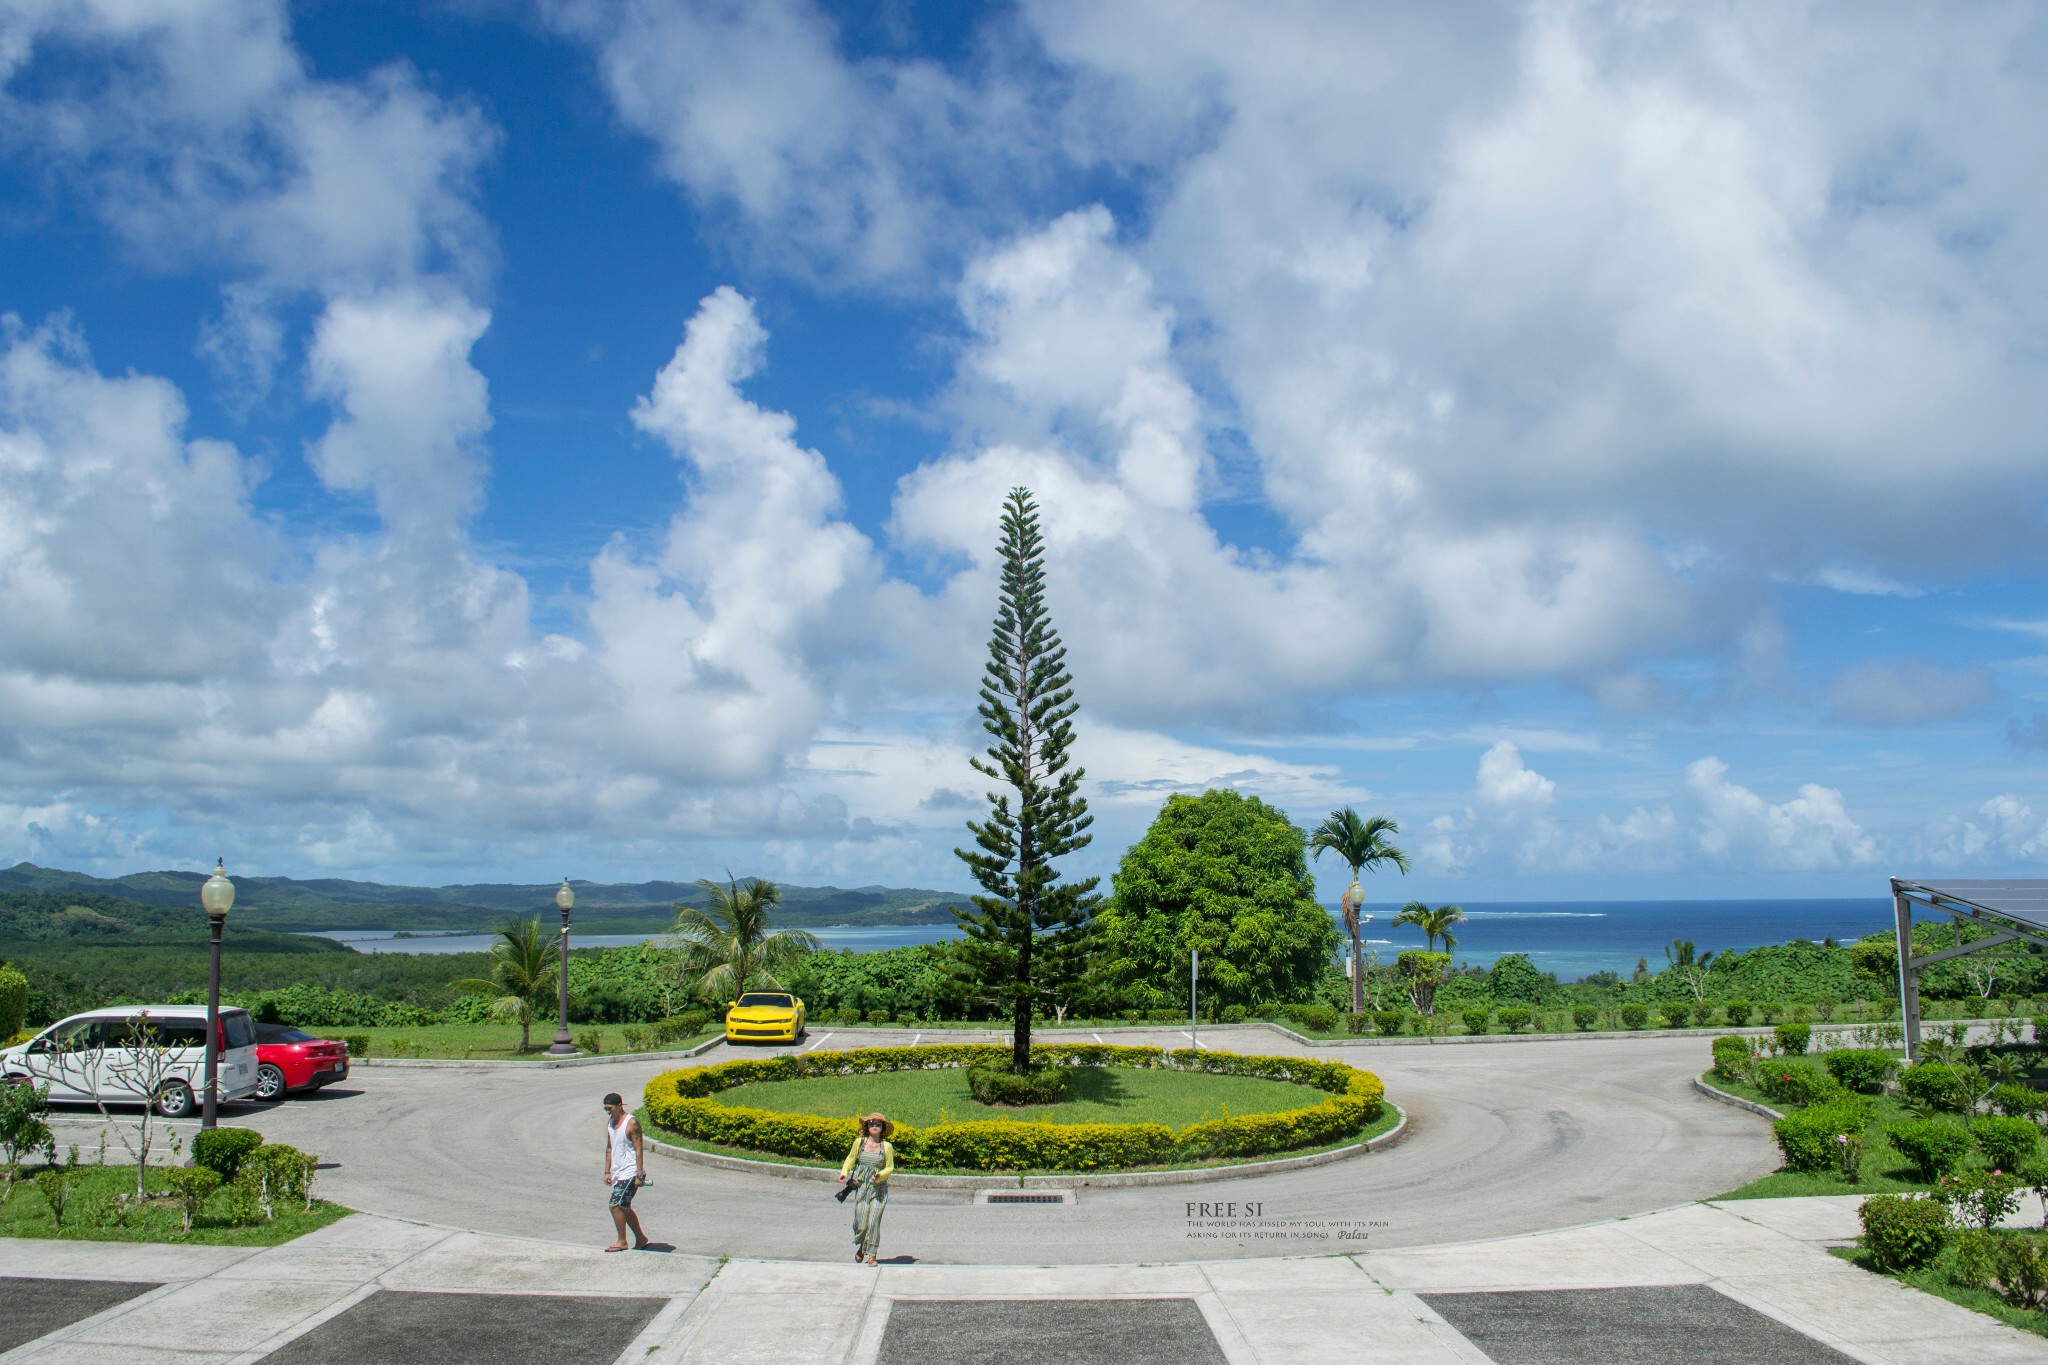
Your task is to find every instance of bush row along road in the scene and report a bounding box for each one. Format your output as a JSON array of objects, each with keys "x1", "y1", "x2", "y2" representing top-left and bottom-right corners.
[{"x1": 49, "y1": 1027, "x2": 1775, "y2": 1263}]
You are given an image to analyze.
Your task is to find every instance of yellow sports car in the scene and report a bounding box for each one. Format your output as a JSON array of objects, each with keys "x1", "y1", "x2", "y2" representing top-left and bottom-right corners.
[{"x1": 724, "y1": 991, "x2": 806, "y2": 1044}]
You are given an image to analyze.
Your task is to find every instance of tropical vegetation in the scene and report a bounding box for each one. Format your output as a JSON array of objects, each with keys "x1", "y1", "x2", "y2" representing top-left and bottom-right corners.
[
  {"x1": 668, "y1": 876, "x2": 821, "y2": 1005},
  {"x1": 448, "y1": 919, "x2": 560, "y2": 1052},
  {"x1": 1307, "y1": 808, "x2": 1407, "y2": 1014},
  {"x1": 954, "y1": 488, "x2": 1101, "y2": 1073}
]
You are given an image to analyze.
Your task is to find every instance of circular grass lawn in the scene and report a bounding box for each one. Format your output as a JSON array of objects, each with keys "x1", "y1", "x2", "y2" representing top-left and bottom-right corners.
[{"x1": 711, "y1": 1064, "x2": 1332, "y2": 1129}]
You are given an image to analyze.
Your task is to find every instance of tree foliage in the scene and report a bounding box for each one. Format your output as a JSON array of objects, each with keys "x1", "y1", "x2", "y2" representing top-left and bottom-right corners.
[
  {"x1": 1096, "y1": 790, "x2": 1339, "y2": 1015},
  {"x1": 954, "y1": 489, "x2": 1100, "y2": 1072},
  {"x1": 449, "y1": 919, "x2": 560, "y2": 1051},
  {"x1": 1306, "y1": 808, "x2": 1407, "y2": 1014},
  {"x1": 1393, "y1": 901, "x2": 1466, "y2": 954},
  {"x1": 669, "y1": 877, "x2": 821, "y2": 1006}
]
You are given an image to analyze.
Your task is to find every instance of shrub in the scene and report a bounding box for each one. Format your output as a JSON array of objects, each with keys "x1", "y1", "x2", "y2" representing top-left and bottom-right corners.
[
  {"x1": 1975, "y1": 1115, "x2": 2041, "y2": 1172},
  {"x1": 1373, "y1": 1011, "x2": 1405, "y2": 1037},
  {"x1": 1823, "y1": 1049, "x2": 1898, "y2": 1094},
  {"x1": 622, "y1": 1026, "x2": 652, "y2": 1052},
  {"x1": 652, "y1": 1013, "x2": 707, "y2": 1045},
  {"x1": 1573, "y1": 1006, "x2": 1598, "y2": 1032},
  {"x1": 342, "y1": 1035, "x2": 369, "y2": 1059},
  {"x1": 1959, "y1": 1230, "x2": 2048, "y2": 1309},
  {"x1": 1899, "y1": 1062, "x2": 1973, "y2": 1113},
  {"x1": 1723, "y1": 1000, "x2": 1752, "y2": 1027},
  {"x1": 1859, "y1": 1194, "x2": 1948, "y2": 1271},
  {"x1": 967, "y1": 1066, "x2": 1071, "y2": 1106},
  {"x1": 1990, "y1": 1083, "x2": 2047, "y2": 1119},
  {"x1": 1620, "y1": 1003, "x2": 1648, "y2": 1030},
  {"x1": 1774, "y1": 1022, "x2": 1811, "y2": 1055},
  {"x1": 1939, "y1": 1169, "x2": 2025, "y2": 1230},
  {"x1": 1772, "y1": 1097, "x2": 1872, "y2": 1173},
  {"x1": 1658, "y1": 1001, "x2": 1690, "y2": 1029},
  {"x1": 1757, "y1": 1061, "x2": 1841, "y2": 1108},
  {"x1": 1758, "y1": 1001, "x2": 1781, "y2": 1025},
  {"x1": 1712, "y1": 1035, "x2": 1753, "y2": 1083},
  {"x1": 1497, "y1": 1007, "x2": 1532, "y2": 1032},
  {"x1": 1887, "y1": 1120, "x2": 1973, "y2": 1182},
  {"x1": 1288, "y1": 1005, "x2": 1338, "y2": 1033},
  {"x1": 1221, "y1": 1005, "x2": 1248, "y2": 1024},
  {"x1": 32, "y1": 1168, "x2": 72, "y2": 1228},
  {"x1": 575, "y1": 1029, "x2": 604, "y2": 1055},
  {"x1": 0, "y1": 964, "x2": 27, "y2": 1040},
  {"x1": 242, "y1": 1143, "x2": 318, "y2": 1215},
  {"x1": 1462, "y1": 1008, "x2": 1491, "y2": 1036},
  {"x1": 2034, "y1": 1016, "x2": 2048, "y2": 1046},
  {"x1": 1343, "y1": 1012, "x2": 1369, "y2": 1035},
  {"x1": 192, "y1": 1127, "x2": 264, "y2": 1183},
  {"x1": 866, "y1": 1010, "x2": 893, "y2": 1024},
  {"x1": 159, "y1": 1167, "x2": 220, "y2": 1232},
  {"x1": 643, "y1": 1043, "x2": 1385, "y2": 1171}
]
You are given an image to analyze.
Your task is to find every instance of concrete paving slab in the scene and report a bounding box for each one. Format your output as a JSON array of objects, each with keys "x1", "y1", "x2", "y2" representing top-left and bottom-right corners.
[
  {"x1": 656, "y1": 1279, "x2": 873, "y2": 1365},
  {"x1": 378, "y1": 1231, "x2": 717, "y2": 1295},
  {"x1": 877, "y1": 1299, "x2": 1228, "y2": 1365},
  {"x1": 1717, "y1": 1269, "x2": 2048, "y2": 1356},
  {"x1": 1612, "y1": 1203, "x2": 1863, "y2": 1281},
  {"x1": 51, "y1": 1276, "x2": 361, "y2": 1354},
  {"x1": 0, "y1": 1278, "x2": 162, "y2": 1356},
  {"x1": 1422, "y1": 1285, "x2": 1859, "y2": 1365},
  {"x1": 258, "y1": 1289, "x2": 669, "y2": 1365},
  {"x1": 8, "y1": 1344, "x2": 243, "y2": 1364},
  {"x1": 1199, "y1": 1275, "x2": 1462, "y2": 1365},
  {"x1": 878, "y1": 1264, "x2": 1213, "y2": 1298},
  {"x1": 1361, "y1": 1222, "x2": 1703, "y2": 1291},
  {"x1": 1711, "y1": 1195, "x2": 1867, "y2": 1242},
  {"x1": 0, "y1": 1240, "x2": 251, "y2": 1284}
]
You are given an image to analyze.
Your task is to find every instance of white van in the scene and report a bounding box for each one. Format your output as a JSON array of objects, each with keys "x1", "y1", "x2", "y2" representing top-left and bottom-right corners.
[{"x1": 0, "y1": 1006, "x2": 260, "y2": 1118}]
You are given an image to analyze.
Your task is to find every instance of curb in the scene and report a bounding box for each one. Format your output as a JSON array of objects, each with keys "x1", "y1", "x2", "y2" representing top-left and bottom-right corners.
[
  {"x1": 351, "y1": 1036, "x2": 723, "y2": 1069},
  {"x1": 645, "y1": 1104, "x2": 1406, "y2": 1190},
  {"x1": 1692, "y1": 1074, "x2": 1784, "y2": 1122}
]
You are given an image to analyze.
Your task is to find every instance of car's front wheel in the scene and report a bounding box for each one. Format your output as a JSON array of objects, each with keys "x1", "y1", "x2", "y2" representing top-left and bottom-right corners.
[
  {"x1": 154, "y1": 1081, "x2": 195, "y2": 1119},
  {"x1": 254, "y1": 1063, "x2": 287, "y2": 1102}
]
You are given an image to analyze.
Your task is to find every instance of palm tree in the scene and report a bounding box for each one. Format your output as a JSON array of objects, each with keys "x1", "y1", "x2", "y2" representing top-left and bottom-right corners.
[
  {"x1": 670, "y1": 876, "x2": 822, "y2": 1006},
  {"x1": 450, "y1": 919, "x2": 559, "y2": 1052},
  {"x1": 1393, "y1": 901, "x2": 1466, "y2": 955},
  {"x1": 1664, "y1": 939, "x2": 1718, "y2": 1003},
  {"x1": 1308, "y1": 809, "x2": 1410, "y2": 1014}
]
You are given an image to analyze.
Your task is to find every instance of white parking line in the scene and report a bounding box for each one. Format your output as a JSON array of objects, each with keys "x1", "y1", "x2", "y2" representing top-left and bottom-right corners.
[
  {"x1": 911, "y1": 1033, "x2": 921, "y2": 1047},
  {"x1": 1092, "y1": 1033, "x2": 1103, "y2": 1044},
  {"x1": 1180, "y1": 1030, "x2": 1203, "y2": 1050},
  {"x1": 801, "y1": 1032, "x2": 834, "y2": 1053}
]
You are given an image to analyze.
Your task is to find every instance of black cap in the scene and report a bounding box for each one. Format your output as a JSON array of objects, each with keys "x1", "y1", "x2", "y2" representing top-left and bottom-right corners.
[{"x1": 602, "y1": 1092, "x2": 623, "y2": 1107}]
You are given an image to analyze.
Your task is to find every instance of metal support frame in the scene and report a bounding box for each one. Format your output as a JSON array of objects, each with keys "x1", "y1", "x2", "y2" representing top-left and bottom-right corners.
[{"x1": 1892, "y1": 877, "x2": 2048, "y2": 1064}]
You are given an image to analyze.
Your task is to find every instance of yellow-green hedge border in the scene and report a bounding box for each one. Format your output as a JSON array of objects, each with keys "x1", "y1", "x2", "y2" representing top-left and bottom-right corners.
[{"x1": 643, "y1": 1043, "x2": 1386, "y2": 1172}]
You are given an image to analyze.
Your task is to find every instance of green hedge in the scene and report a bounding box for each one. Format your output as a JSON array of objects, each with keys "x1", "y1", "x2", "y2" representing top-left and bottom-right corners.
[
  {"x1": 1772, "y1": 1096, "x2": 1871, "y2": 1173},
  {"x1": 643, "y1": 1044, "x2": 1387, "y2": 1172}
]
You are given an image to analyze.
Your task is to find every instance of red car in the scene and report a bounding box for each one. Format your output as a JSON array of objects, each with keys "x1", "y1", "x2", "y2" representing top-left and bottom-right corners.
[{"x1": 253, "y1": 1023, "x2": 351, "y2": 1101}]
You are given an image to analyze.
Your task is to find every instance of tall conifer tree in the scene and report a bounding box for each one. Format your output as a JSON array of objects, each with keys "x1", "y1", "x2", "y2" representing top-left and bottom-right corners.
[{"x1": 956, "y1": 488, "x2": 1100, "y2": 1073}]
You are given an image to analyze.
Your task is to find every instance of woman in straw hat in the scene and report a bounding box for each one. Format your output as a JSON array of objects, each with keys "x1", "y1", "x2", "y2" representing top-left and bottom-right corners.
[{"x1": 839, "y1": 1113, "x2": 895, "y2": 1265}]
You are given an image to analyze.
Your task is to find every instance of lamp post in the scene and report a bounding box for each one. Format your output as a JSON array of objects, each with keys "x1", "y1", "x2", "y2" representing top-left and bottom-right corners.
[
  {"x1": 199, "y1": 858, "x2": 235, "y2": 1130},
  {"x1": 549, "y1": 878, "x2": 576, "y2": 1056},
  {"x1": 1190, "y1": 948, "x2": 1199, "y2": 1052}
]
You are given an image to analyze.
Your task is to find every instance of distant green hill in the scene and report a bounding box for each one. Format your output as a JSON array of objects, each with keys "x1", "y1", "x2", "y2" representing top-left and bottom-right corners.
[
  {"x1": 0, "y1": 864, "x2": 970, "y2": 933},
  {"x1": 0, "y1": 888, "x2": 350, "y2": 954}
]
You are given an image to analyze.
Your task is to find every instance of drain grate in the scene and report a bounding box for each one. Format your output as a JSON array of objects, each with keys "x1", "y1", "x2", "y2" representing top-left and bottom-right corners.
[{"x1": 975, "y1": 1190, "x2": 1075, "y2": 1206}]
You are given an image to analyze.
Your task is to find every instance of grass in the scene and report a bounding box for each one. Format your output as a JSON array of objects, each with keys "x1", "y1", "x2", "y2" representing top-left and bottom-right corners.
[
  {"x1": 639, "y1": 1101, "x2": 1403, "y2": 1176},
  {"x1": 342, "y1": 1022, "x2": 717, "y2": 1059},
  {"x1": 1705, "y1": 1067, "x2": 2018, "y2": 1200},
  {"x1": 711, "y1": 1065, "x2": 1332, "y2": 1129},
  {"x1": 0, "y1": 1164, "x2": 351, "y2": 1245},
  {"x1": 1831, "y1": 1240, "x2": 2048, "y2": 1339}
]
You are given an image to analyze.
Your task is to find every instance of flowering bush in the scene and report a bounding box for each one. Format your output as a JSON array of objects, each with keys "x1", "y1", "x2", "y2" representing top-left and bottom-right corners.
[{"x1": 1939, "y1": 1169, "x2": 2025, "y2": 1230}]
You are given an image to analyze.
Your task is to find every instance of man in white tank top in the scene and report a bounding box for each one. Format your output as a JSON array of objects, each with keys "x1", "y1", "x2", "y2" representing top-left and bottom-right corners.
[{"x1": 602, "y1": 1091, "x2": 650, "y2": 1251}]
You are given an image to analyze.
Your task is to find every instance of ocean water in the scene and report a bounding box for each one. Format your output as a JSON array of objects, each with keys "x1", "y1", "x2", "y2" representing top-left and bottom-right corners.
[
  {"x1": 1342, "y1": 898, "x2": 1893, "y2": 981},
  {"x1": 310, "y1": 897, "x2": 1893, "y2": 982},
  {"x1": 306, "y1": 923, "x2": 963, "y2": 956}
]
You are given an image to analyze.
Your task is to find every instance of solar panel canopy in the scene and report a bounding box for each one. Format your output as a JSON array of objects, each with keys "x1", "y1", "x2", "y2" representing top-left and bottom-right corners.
[{"x1": 1894, "y1": 878, "x2": 2048, "y2": 932}]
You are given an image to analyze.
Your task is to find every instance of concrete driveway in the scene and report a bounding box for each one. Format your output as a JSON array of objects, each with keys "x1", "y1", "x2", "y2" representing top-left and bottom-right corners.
[{"x1": 48, "y1": 1027, "x2": 1776, "y2": 1263}]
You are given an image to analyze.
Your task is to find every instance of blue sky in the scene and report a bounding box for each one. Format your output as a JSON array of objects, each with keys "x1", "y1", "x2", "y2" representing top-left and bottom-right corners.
[{"x1": 2, "y1": 0, "x2": 2046, "y2": 902}]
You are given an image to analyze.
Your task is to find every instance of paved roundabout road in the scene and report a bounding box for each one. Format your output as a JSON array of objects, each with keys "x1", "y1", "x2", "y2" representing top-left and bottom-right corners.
[{"x1": 53, "y1": 1027, "x2": 1776, "y2": 1263}]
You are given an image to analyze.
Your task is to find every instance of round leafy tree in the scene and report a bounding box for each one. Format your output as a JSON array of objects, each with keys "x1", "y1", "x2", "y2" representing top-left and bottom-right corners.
[
  {"x1": 1096, "y1": 790, "x2": 1338, "y2": 1013},
  {"x1": 1486, "y1": 952, "x2": 1550, "y2": 1003}
]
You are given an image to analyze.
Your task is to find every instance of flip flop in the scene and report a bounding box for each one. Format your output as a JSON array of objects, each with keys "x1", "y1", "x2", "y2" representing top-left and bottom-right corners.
[{"x1": 604, "y1": 1244, "x2": 628, "y2": 1253}]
